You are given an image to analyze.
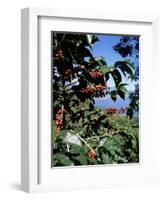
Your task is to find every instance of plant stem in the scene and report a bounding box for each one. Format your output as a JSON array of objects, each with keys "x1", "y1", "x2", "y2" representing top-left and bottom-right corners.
[
  {"x1": 65, "y1": 81, "x2": 78, "y2": 88},
  {"x1": 76, "y1": 133, "x2": 96, "y2": 154},
  {"x1": 68, "y1": 48, "x2": 77, "y2": 64}
]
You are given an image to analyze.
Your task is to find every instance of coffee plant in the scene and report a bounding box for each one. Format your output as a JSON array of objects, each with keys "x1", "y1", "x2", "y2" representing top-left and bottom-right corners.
[{"x1": 52, "y1": 33, "x2": 139, "y2": 167}]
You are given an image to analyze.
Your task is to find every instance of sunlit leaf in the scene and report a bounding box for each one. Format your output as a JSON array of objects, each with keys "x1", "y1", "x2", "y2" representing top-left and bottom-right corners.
[{"x1": 63, "y1": 132, "x2": 82, "y2": 146}]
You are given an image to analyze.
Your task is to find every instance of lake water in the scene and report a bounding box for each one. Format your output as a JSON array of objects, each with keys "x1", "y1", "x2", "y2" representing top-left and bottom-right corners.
[{"x1": 94, "y1": 98, "x2": 130, "y2": 109}]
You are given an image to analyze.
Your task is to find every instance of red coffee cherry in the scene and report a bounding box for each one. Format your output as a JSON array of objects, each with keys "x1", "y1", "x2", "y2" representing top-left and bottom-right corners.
[
  {"x1": 88, "y1": 146, "x2": 96, "y2": 160},
  {"x1": 80, "y1": 86, "x2": 96, "y2": 94},
  {"x1": 95, "y1": 84, "x2": 106, "y2": 91},
  {"x1": 89, "y1": 71, "x2": 103, "y2": 79},
  {"x1": 55, "y1": 49, "x2": 64, "y2": 60},
  {"x1": 105, "y1": 107, "x2": 118, "y2": 114}
]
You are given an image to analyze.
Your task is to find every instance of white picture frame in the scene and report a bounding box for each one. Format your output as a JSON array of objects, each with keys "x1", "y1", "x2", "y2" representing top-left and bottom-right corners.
[{"x1": 21, "y1": 7, "x2": 159, "y2": 193}]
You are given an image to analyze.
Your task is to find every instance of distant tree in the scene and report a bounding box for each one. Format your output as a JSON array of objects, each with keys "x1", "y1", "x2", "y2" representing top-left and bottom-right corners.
[{"x1": 113, "y1": 36, "x2": 139, "y2": 118}]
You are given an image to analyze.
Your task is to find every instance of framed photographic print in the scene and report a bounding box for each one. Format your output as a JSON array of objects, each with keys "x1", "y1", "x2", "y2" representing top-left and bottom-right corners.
[{"x1": 21, "y1": 8, "x2": 159, "y2": 193}]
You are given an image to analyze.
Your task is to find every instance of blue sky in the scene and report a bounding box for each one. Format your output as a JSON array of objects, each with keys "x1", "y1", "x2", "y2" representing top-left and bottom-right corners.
[
  {"x1": 91, "y1": 35, "x2": 137, "y2": 91},
  {"x1": 92, "y1": 35, "x2": 123, "y2": 66}
]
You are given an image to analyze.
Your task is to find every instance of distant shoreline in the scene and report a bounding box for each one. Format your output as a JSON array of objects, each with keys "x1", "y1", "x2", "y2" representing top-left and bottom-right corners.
[
  {"x1": 94, "y1": 98, "x2": 139, "y2": 117},
  {"x1": 94, "y1": 98, "x2": 130, "y2": 109}
]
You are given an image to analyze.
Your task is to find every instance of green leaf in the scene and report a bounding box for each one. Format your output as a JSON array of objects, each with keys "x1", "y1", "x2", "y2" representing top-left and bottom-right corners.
[
  {"x1": 95, "y1": 56, "x2": 107, "y2": 66},
  {"x1": 91, "y1": 35, "x2": 100, "y2": 44},
  {"x1": 84, "y1": 110, "x2": 91, "y2": 117},
  {"x1": 124, "y1": 59, "x2": 135, "y2": 69},
  {"x1": 98, "y1": 137, "x2": 107, "y2": 147},
  {"x1": 73, "y1": 155, "x2": 88, "y2": 165},
  {"x1": 70, "y1": 145, "x2": 81, "y2": 155},
  {"x1": 89, "y1": 102, "x2": 95, "y2": 111},
  {"x1": 117, "y1": 90, "x2": 126, "y2": 100},
  {"x1": 111, "y1": 68, "x2": 122, "y2": 85},
  {"x1": 69, "y1": 145, "x2": 81, "y2": 155},
  {"x1": 56, "y1": 129, "x2": 68, "y2": 140},
  {"x1": 86, "y1": 34, "x2": 99, "y2": 46},
  {"x1": 98, "y1": 115, "x2": 107, "y2": 122},
  {"x1": 70, "y1": 144, "x2": 88, "y2": 155},
  {"x1": 70, "y1": 107, "x2": 78, "y2": 113},
  {"x1": 53, "y1": 153, "x2": 74, "y2": 166},
  {"x1": 63, "y1": 132, "x2": 82, "y2": 146},
  {"x1": 86, "y1": 34, "x2": 93, "y2": 45},
  {"x1": 99, "y1": 66, "x2": 114, "y2": 74},
  {"x1": 117, "y1": 83, "x2": 128, "y2": 90},
  {"x1": 114, "y1": 61, "x2": 134, "y2": 79},
  {"x1": 101, "y1": 153, "x2": 114, "y2": 164},
  {"x1": 111, "y1": 91, "x2": 117, "y2": 102},
  {"x1": 78, "y1": 46, "x2": 94, "y2": 59},
  {"x1": 127, "y1": 107, "x2": 134, "y2": 119}
]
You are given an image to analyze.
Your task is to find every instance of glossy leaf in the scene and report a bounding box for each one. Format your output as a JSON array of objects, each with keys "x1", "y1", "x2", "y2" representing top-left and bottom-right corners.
[
  {"x1": 63, "y1": 132, "x2": 82, "y2": 146},
  {"x1": 111, "y1": 90, "x2": 117, "y2": 102}
]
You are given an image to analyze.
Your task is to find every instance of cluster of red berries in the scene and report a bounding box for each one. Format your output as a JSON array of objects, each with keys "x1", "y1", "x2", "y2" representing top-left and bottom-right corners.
[
  {"x1": 55, "y1": 50, "x2": 64, "y2": 60},
  {"x1": 89, "y1": 71, "x2": 103, "y2": 79},
  {"x1": 80, "y1": 86, "x2": 96, "y2": 94},
  {"x1": 95, "y1": 84, "x2": 106, "y2": 91},
  {"x1": 63, "y1": 69, "x2": 72, "y2": 79},
  {"x1": 88, "y1": 146, "x2": 96, "y2": 160},
  {"x1": 105, "y1": 108, "x2": 118, "y2": 114},
  {"x1": 54, "y1": 107, "x2": 66, "y2": 134},
  {"x1": 80, "y1": 84, "x2": 106, "y2": 94},
  {"x1": 105, "y1": 107, "x2": 126, "y2": 115}
]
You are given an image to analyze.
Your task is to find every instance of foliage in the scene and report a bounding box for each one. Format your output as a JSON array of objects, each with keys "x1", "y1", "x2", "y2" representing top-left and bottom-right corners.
[
  {"x1": 52, "y1": 33, "x2": 139, "y2": 167},
  {"x1": 113, "y1": 36, "x2": 139, "y2": 80},
  {"x1": 113, "y1": 36, "x2": 139, "y2": 118},
  {"x1": 52, "y1": 115, "x2": 139, "y2": 166}
]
